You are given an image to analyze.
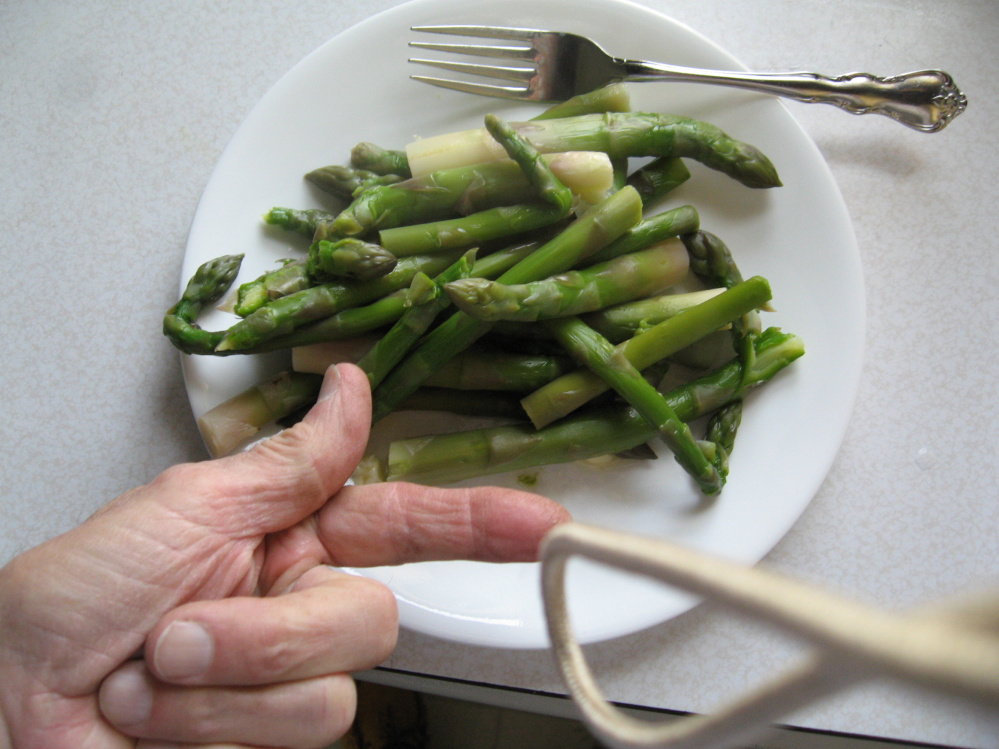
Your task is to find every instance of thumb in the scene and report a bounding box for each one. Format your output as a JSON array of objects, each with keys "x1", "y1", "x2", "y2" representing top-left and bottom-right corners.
[{"x1": 155, "y1": 363, "x2": 372, "y2": 535}]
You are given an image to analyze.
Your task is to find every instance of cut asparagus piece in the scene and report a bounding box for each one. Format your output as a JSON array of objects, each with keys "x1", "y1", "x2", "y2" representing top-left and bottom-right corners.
[
  {"x1": 522, "y1": 276, "x2": 773, "y2": 428},
  {"x1": 197, "y1": 371, "x2": 322, "y2": 458},
  {"x1": 445, "y1": 239, "x2": 688, "y2": 322},
  {"x1": 385, "y1": 327, "x2": 804, "y2": 485},
  {"x1": 406, "y1": 112, "x2": 781, "y2": 189}
]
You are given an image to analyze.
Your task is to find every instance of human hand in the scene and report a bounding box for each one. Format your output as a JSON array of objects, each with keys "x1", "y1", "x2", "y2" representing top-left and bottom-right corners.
[{"x1": 0, "y1": 364, "x2": 570, "y2": 749}]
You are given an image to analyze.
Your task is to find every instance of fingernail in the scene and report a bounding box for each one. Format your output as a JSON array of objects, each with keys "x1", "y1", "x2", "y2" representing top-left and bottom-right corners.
[
  {"x1": 99, "y1": 663, "x2": 154, "y2": 726},
  {"x1": 153, "y1": 620, "x2": 214, "y2": 679},
  {"x1": 318, "y1": 363, "x2": 342, "y2": 402}
]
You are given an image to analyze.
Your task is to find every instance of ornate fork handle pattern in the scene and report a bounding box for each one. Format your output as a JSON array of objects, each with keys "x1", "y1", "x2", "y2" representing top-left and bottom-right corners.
[{"x1": 621, "y1": 61, "x2": 967, "y2": 132}]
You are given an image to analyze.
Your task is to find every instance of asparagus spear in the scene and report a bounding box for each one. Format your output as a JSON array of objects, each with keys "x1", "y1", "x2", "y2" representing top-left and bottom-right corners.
[
  {"x1": 162, "y1": 254, "x2": 243, "y2": 355},
  {"x1": 264, "y1": 207, "x2": 339, "y2": 239},
  {"x1": 533, "y1": 83, "x2": 631, "y2": 120},
  {"x1": 197, "y1": 371, "x2": 323, "y2": 458},
  {"x1": 356, "y1": 251, "x2": 475, "y2": 388},
  {"x1": 231, "y1": 238, "x2": 547, "y2": 354},
  {"x1": 215, "y1": 250, "x2": 464, "y2": 352},
  {"x1": 583, "y1": 204, "x2": 699, "y2": 266},
  {"x1": 307, "y1": 238, "x2": 398, "y2": 282},
  {"x1": 445, "y1": 239, "x2": 689, "y2": 322},
  {"x1": 627, "y1": 157, "x2": 691, "y2": 206},
  {"x1": 542, "y1": 315, "x2": 725, "y2": 494},
  {"x1": 384, "y1": 327, "x2": 804, "y2": 485},
  {"x1": 333, "y1": 151, "x2": 613, "y2": 237},
  {"x1": 304, "y1": 165, "x2": 404, "y2": 201},
  {"x1": 582, "y1": 288, "x2": 726, "y2": 342},
  {"x1": 234, "y1": 259, "x2": 311, "y2": 317},
  {"x1": 423, "y1": 350, "x2": 575, "y2": 391},
  {"x1": 521, "y1": 276, "x2": 773, "y2": 428},
  {"x1": 369, "y1": 186, "x2": 645, "y2": 422},
  {"x1": 350, "y1": 142, "x2": 412, "y2": 177},
  {"x1": 485, "y1": 114, "x2": 574, "y2": 213},
  {"x1": 406, "y1": 112, "x2": 781, "y2": 189},
  {"x1": 378, "y1": 203, "x2": 567, "y2": 256}
]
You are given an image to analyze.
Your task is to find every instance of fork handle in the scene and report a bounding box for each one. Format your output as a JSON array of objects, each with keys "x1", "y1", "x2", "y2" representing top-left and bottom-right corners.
[{"x1": 620, "y1": 61, "x2": 967, "y2": 132}]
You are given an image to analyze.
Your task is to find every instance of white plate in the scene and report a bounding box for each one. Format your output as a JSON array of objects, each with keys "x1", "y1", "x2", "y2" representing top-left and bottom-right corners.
[{"x1": 181, "y1": 0, "x2": 865, "y2": 649}]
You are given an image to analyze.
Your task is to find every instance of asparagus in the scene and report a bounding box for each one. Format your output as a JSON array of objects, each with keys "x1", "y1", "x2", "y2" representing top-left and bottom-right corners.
[
  {"x1": 368, "y1": 186, "x2": 645, "y2": 422},
  {"x1": 356, "y1": 251, "x2": 475, "y2": 388},
  {"x1": 236, "y1": 237, "x2": 547, "y2": 353},
  {"x1": 307, "y1": 238, "x2": 398, "y2": 282},
  {"x1": 485, "y1": 114, "x2": 574, "y2": 213},
  {"x1": 163, "y1": 254, "x2": 243, "y2": 355},
  {"x1": 445, "y1": 239, "x2": 689, "y2": 323},
  {"x1": 197, "y1": 371, "x2": 323, "y2": 458},
  {"x1": 378, "y1": 204, "x2": 567, "y2": 256},
  {"x1": 215, "y1": 249, "x2": 464, "y2": 352},
  {"x1": 542, "y1": 315, "x2": 725, "y2": 494},
  {"x1": 333, "y1": 152, "x2": 613, "y2": 237},
  {"x1": 384, "y1": 327, "x2": 804, "y2": 485},
  {"x1": 533, "y1": 83, "x2": 631, "y2": 120},
  {"x1": 423, "y1": 350, "x2": 575, "y2": 391},
  {"x1": 234, "y1": 259, "x2": 310, "y2": 317},
  {"x1": 521, "y1": 276, "x2": 773, "y2": 428},
  {"x1": 406, "y1": 112, "x2": 782, "y2": 189},
  {"x1": 583, "y1": 204, "x2": 699, "y2": 266},
  {"x1": 682, "y1": 230, "x2": 745, "y2": 289},
  {"x1": 582, "y1": 288, "x2": 726, "y2": 342},
  {"x1": 627, "y1": 157, "x2": 691, "y2": 206},
  {"x1": 305, "y1": 165, "x2": 404, "y2": 201},
  {"x1": 264, "y1": 207, "x2": 339, "y2": 240},
  {"x1": 398, "y1": 388, "x2": 527, "y2": 419},
  {"x1": 350, "y1": 142, "x2": 412, "y2": 177}
]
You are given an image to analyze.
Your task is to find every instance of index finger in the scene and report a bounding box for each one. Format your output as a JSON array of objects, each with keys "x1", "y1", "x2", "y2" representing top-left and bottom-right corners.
[{"x1": 315, "y1": 480, "x2": 572, "y2": 567}]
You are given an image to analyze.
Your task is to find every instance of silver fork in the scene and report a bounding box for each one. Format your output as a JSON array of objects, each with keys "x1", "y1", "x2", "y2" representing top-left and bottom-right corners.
[{"x1": 410, "y1": 25, "x2": 967, "y2": 133}]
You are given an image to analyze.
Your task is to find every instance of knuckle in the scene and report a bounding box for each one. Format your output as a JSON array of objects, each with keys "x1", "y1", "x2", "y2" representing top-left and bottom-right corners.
[{"x1": 307, "y1": 674, "x2": 357, "y2": 747}]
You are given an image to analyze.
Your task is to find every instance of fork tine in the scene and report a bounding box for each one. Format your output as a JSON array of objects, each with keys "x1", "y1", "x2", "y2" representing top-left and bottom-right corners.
[
  {"x1": 410, "y1": 75, "x2": 534, "y2": 101},
  {"x1": 409, "y1": 58, "x2": 535, "y2": 84},
  {"x1": 409, "y1": 41, "x2": 535, "y2": 62},
  {"x1": 411, "y1": 24, "x2": 546, "y2": 42}
]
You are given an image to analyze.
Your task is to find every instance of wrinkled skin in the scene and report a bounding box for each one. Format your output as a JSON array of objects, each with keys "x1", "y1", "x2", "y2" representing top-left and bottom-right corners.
[{"x1": 0, "y1": 364, "x2": 569, "y2": 749}]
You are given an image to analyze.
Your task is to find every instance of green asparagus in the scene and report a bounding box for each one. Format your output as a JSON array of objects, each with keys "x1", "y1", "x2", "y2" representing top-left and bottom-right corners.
[
  {"x1": 356, "y1": 251, "x2": 475, "y2": 388},
  {"x1": 350, "y1": 142, "x2": 412, "y2": 177},
  {"x1": 542, "y1": 315, "x2": 725, "y2": 494},
  {"x1": 215, "y1": 250, "x2": 464, "y2": 352},
  {"x1": 385, "y1": 327, "x2": 804, "y2": 485},
  {"x1": 445, "y1": 240, "x2": 688, "y2": 322},
  {"x1": 521, "y1": 276, "x2": 773, "y2": 428},
  {"x1": 163, "y1": 254, "x2": 243, "y2": 355},
  {"x1": 197, "y1": 371, "x2": 323, "y2": 458},
  {"x1": 264, "y1": 207, "x2": 339, "y2": 240},
  {"x1": 305, "y1": 165, "x2": 404, "y2": 201},
  {"x1": 307, "y1": 238, "x2": 398, "y2": 282},
  {"x1": 333, "y1": 152, "x2": 612, "y2": 238},
  {"x1": 406, "y1": 112, "x2": 781, "y2": 189},
  {"x1": 234, "y1": 259, "x2": 310, "y2": 317},
  {"x1": 627, "y1": 157, "x2": 691, "y2": 206},
  {"x1": 369, "y1": 186, "x2": 645, "y2": 422}
]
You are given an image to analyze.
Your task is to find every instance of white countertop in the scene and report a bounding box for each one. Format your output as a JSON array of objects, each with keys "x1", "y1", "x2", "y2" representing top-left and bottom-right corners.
[{"x1": 3, "y1": 1, "x2": 997, "y2": 746}]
